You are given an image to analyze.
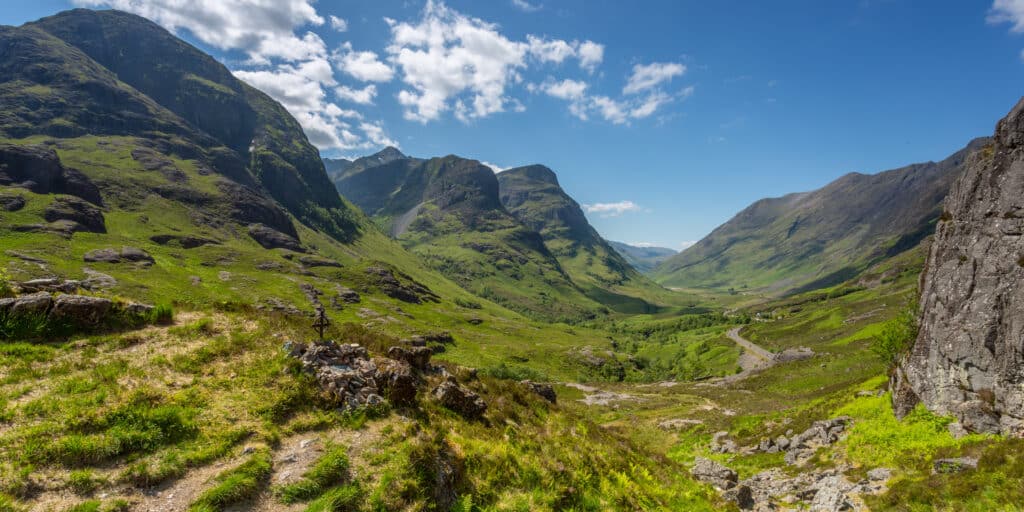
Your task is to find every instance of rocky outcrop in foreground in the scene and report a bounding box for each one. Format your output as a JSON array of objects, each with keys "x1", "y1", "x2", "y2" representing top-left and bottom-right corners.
[
  {"x1": 286, "y1": 339, "x2": 494, "y2": 418},
  {"x1": 895, "y1": 97, "x2": 1024, "y2": 436}
]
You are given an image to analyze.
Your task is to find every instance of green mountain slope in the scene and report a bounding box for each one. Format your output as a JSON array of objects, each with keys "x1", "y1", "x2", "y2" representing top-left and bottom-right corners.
[
  {"x1": 497, "y1": 165, "x2": 679, "y2": 313},
  {"x1": 29, "y1": 8, "x2": 362, "y2": 242},
  {"x1": 333, "y1": 151, "x2": 603, "y2": 321},
  {"x1": 608, "y1": 241, "x2": 677, "y2": 273},
  {"x1": 653, "y1": 138, "x2": 990, "y2": 294}
]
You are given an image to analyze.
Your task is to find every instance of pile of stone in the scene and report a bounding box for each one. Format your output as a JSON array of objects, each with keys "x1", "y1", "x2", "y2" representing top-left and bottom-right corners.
[
  {"x1": 711, "y1": 416, "x2": 852, "y2": 466},
  {"x1": 287, "y1": 341, "x2": 396, "y2": 409},
  {"x1": 287, "y1": 339, "x2": 500, "y2": 419},
  {"x1": 693, "y1": 458, "x2": 891, "y2": 511},
  {"x1": 17, "y1": 274, "x2": 115, "y2": 294}
]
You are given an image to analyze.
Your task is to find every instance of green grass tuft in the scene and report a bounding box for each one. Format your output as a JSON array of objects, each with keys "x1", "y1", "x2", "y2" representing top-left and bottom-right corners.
[
  {"x1": 188, "y1": 450, "x2": 272, "y2": 512},
  {"x1": 274, "y1": 444, "x2": 350, "y2": 504}
]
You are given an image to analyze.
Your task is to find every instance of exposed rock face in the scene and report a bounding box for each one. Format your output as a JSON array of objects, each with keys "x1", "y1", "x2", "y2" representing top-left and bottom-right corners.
[
  {"x1": 364, "y1": 266, "x2": 439, "y2": 304},
  {"x1": 520, "y1": 380, "x2": 557, "y2": 403},
  {"x1": 49, "y1": 295, "x2": 112, "y2": 325},
  {"x1": 691, "y1": 457, "x2": 737, "y2": 490},
  {"x1": 432, "y1": 379, "x2": 487, "y2": 419},
  {"x1": 44, "y1": 196, "x2": 105, "y2": 233},
  {"x1": 898, "y1": 97, "x2": 1024, "y2": 435},
  {"x1": 83, "y1": 247, "x2": 154, "y2": 265},
  {"x1": 247, "y1": 224, "x2": 305, "y2": 252},
  {"x1": 0, "y1": 144, "x2": 103, "y2": 205}
]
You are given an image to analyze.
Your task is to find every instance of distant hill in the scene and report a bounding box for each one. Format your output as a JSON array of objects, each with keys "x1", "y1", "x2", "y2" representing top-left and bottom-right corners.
[
  {"x1": 333, "y1": 151, "x2": 683, "y2": 318},
  {"x1": 333, "y1": 150, "x2": 606, "y2": 320},
  {"x1": 608, "y1": 242, "x2": 677, "y2": 274},
  {"x1": 653, "y1": 137, "x2": 991, "y2": 294}
]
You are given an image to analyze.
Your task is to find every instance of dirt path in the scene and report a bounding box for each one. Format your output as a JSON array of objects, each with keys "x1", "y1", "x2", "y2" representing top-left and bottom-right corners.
[{"x1": 726, "y1": 327, "x2": 774, "y2": 363}]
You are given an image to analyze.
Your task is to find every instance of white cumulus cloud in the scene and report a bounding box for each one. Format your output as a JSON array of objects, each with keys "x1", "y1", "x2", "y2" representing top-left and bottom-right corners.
[
  {"x1": 74, "y1": 0, "x2": 326, "y2": 65},
  {"x1": 385, "y1": 1, "x2": 605, "y2": 123},
  {"x1": 335, "y1": 84, "x2": 377, "y2": 104},
  {"x1": 584, "y1": 200, "x2": 642, "y2": 217},
  {"x1": 989, "y1": 0, "x2": 1024, "y2": 32},
  {"x1": 329, "y1": 15, "x2": 348, "y2": 32},
  {"x1": 624, "y1": 62, "x2": 686, "y2": 95},
  {"x1": 78, "y1": 0, "x2": 398, "y2": 151},
  {"x1": 335, "y1": 42, "x2": 395, "y2": 82}
]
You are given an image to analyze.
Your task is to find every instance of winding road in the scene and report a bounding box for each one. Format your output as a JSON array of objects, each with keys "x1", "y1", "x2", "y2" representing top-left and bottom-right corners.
[{"x1": 726, "y1": 327, "x2": 775, "y2": 363}]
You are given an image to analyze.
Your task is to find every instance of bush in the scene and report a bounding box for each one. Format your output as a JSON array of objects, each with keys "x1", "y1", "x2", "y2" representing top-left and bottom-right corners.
[
  {"x1": 0, "y1": 268, "x2": 13, "y2": 298},
  {"x1": 149, "y1": 304, "x2": 174, "y2": 325},
  {"x1": 871, "y1": 300, "x2": 918, "y2": 366}
]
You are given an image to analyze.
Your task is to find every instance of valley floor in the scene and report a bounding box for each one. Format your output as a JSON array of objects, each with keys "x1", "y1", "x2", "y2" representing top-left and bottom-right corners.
[{"x1": 1, "y1": 262, "x2": 1023, "y2": 511}]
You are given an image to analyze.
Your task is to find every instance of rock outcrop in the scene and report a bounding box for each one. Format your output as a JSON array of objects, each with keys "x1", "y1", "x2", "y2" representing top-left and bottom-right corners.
[{"x1": 896, "y1": 97, "x2": 1024, "y2": 436}]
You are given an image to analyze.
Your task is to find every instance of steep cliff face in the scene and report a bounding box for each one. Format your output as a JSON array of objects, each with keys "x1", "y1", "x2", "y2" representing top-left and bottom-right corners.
[{"x1": 895, "y1": 97, "x2": 1024, "y2": 435}]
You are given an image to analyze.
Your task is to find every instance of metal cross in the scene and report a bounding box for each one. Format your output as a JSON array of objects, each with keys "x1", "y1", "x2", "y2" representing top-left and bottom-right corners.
[{"x1": 312, "y1": 306, "x2": 330, "y2": 341}]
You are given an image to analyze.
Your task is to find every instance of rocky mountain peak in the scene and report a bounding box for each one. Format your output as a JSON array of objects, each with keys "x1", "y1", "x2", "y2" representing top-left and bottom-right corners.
[{"x1": 893, "y1": 97, "x2": 1024, "y2": 436}]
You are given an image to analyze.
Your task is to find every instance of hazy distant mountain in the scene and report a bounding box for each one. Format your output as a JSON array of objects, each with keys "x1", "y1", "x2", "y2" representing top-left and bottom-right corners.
[
  {"x1": 608, "y1": 242, "x2": 677, "y2": 274},
  {"x1": 654, "y1": 137, "x2": 991, "y2": 294}
]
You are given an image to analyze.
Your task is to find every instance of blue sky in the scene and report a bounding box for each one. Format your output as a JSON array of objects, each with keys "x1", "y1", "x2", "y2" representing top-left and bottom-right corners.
[{"x1": 3, "y1": 1, "x2": 1024, "y2": 249}]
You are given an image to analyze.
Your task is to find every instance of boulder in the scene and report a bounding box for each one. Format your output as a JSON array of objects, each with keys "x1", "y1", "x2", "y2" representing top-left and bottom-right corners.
[
  {"x1": 933, "y1": 457, "x2": 978, "y2": 474},
  {"x1": 83, "y1": 247, "x2": 154, "y2": 265},
  {"x1": 691, "y1": 457, "x2": 737, "y2": 490},
  {"x1": 43, "y1": 197, "x2": 105, "y2": 233},
  {"x1": 375, "y1": 358, "x2": 418, "y2": 406},
  {"x1": 520, "y1": 380, "x2": 557, "y2": 403},
  {"x1": 0, "y1": 194, "x2": 25, "y2": 211},
  {"x1": 867, "y1": 467, "x2": 892, "y2": 481},
  {"x1": 955, "y1": 400, "x2": 1001, "y2": 435},
  {"x1": 723, "y1": 484, "x2": 755, "y2": 510},
  {"x1": 149, "y1": 234, "x2": 219, "y2": 248},
  {"x1": 10, "y1": 292, "x2": 52, "y2": 316},
  {"x1": 298, "y1": 255, "x2": 342, "y2": 268},
  {"x1": 332, "y1": 285, "x2": 361, "y2": 306},
  {"x1": 248, "y1": 223, "x2": 305, "y2": 252},
  {"x1": 809, "y1": 476, "x2": 853, "y2": 511},
  {"x1": 365, "y1": 266, "x2": 439, "y2": 304},
  {"x1": 432, "y1": 380, "x2": 487, "y2": 419},
  {"x1": 49, "y1": 295, "x2": 112, "y2": 326},
  {"x1": 711, "y1": 431, "x2": 737, "y2": 454},
  {"x1": 388, "y1": 346, "x2": 433, "y2": 371},
  {"x1": 19, "y1": 278, "x2": 79, "y2": 293}
]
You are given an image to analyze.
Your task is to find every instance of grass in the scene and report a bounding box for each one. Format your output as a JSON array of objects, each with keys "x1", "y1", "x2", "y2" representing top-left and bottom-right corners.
[
  {"x1": 274, "y1": 444, "x2": 350, "y2": 503},
  {"x1": 189, "y1": 450, "x2": 273, "y2": 512}
]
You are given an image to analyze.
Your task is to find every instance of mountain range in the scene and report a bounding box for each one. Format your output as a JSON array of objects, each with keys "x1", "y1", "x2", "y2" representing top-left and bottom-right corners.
[
  {"x1": 653, "y1": 137, "x2": 991, "y2": 294},
  {"x1": 608, "y1": 241, "x2": 677, "y2": 273},
  {"x1": 330, "y1": 148, "x2": 674, "y2": 319}
]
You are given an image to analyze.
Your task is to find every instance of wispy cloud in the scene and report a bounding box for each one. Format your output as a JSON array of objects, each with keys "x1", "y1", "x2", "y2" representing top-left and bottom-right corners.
[
  {"x1": 679, "y1": 240, "x2": 698, "y2": 250},
  {"x1": 989, "y1": 0, "x2": 1024, "y2": 32},
  {"x1": 511, "y1": 0, "x2": 542, "y2": 12},
  {"x1": 624, "y1": 62, "x2": 686, "y2": 95},
  {"x1": 584, "y1": 200, "x2": 642, "y2": 217},
  {"x1": 481, "y1": 161, "x2": 507, "y2": 173}
]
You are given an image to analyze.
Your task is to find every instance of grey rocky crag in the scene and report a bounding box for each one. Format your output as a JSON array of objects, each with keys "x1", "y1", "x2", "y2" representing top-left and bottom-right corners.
[{"x1": 895, "y1": 97, "x2": 1024, "y2": 435}]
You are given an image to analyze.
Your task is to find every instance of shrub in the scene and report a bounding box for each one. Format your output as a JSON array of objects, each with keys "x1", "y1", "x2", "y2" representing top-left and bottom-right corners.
[
  {"x1": 871, "y1": 300, "x2": 918, "y2": 366},
  {"x1": 67, "y1": 469, "x2": 106, "y2": 495},
  {"x1": 0, "y1": 268, "x2": 13, "y2": 298},
  {"x1": 149, "y1": 304, "x2": 174, "y2": 325}
]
